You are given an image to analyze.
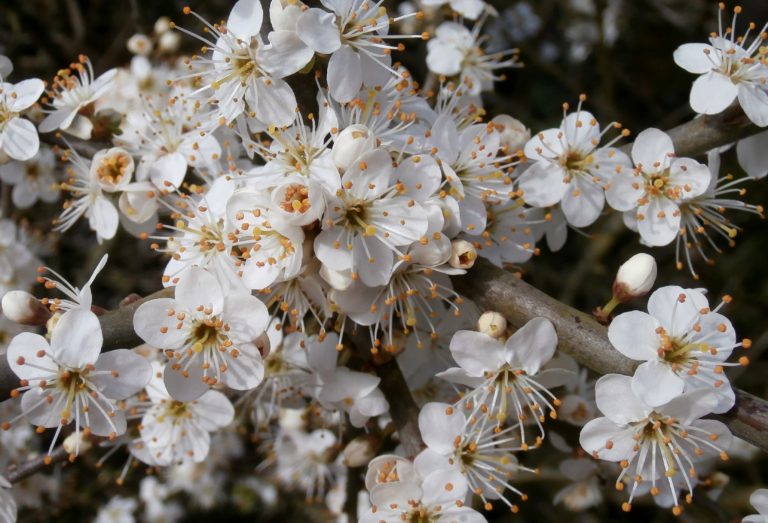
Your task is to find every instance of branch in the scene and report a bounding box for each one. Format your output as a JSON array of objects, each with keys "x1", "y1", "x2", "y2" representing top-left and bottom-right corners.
[
  {"x1": 6, "y1": 445, "x2": 68, "y2": 484},
  {"x1": 618, "y1": 103, "x2": 760, "y2": 158},
  {"x1": 452, "y1": 259, "x2": 768, "y2": 452},
  {"x1": 370, "y1": 358, "x2": 423, "y2": 458}
]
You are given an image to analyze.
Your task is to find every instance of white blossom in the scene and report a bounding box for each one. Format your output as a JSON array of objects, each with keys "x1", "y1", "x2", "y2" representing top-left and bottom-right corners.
[
  {"x1": 580, "y1": 374, "x2": 732, "y2": 514},
  {"x1": 134, "y1": 267, "x2": 269, "y2": 401},
  {"x1": 608, "y1": 285, "x2": 748, "y2": 412}
]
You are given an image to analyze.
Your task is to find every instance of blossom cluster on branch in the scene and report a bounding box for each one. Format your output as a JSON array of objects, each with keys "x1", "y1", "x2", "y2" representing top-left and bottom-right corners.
[{"x1": 0, "y1": 0, "x2": 766, "y2": 522}]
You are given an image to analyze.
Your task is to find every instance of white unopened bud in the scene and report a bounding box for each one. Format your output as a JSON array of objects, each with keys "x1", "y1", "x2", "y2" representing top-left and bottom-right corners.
[
  {"x1": 158, "y1": 31, "x2": 181, "y2": 54},
  {"x1": 491, "y1": 115, "x2": 530, "y2": 152},
  {"x1": 63, "y1": 431, "x2": 91, "y2": 455},
  {"x1": 332, "y1": 125, "x2": 376, "y2": 173},
  {"x1": 449, "y1": 239, "x2": 477, "y2": 269},
  {"x1": 342, "y1": 435, "x2": 379, "y2": 467},
  {"x1": 127, "y1": 34, "x2": 153, "y2": 56},
  {"x1": 613, "y1": 253, "x2": 657, "y2": 302},
  {"x1": 278, "y1": 408, "x2": 306, "y2": 430},
  {"x1": 1, "y1": 290, "x2": 51, "y2": 325},
  {"x1": 477, "y1": 311, "x2": 507, "y2": 339},
  {"x1": 91, "y1": 148, "x2": 134, "y2": 193},
  {"x1": 154, "y1": 16, "x2": 172, "y2": 35}
]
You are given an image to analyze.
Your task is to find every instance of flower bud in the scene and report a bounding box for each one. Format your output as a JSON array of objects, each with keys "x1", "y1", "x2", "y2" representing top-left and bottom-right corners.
[
  {"x1": 154, "y1": 16, "x2": 172, "y2": 35},
  {"x1": 63, "y1": 431, "x2": 91, "y2": 455},
  {"x1": 332, "y1": 125, "x2": 376, "y2": 173},
  {"x1": 342, "y1": 435, "x2": 380, "y2": 467},
  {"x1": 477, "y1": 311, "x2": 507, "y2": 339},
  {"x1": 278, "y1": 408, "x2": 306, "y2": 431},
  {"x1": 613, "y1": 253, "x2": 657, "y2": 302},
  {"x1": 91, "y1": 148, "x2": 134, "y2": 193},
  {"x1": 492, "y1": 115, "x2": 530, "y2": 152},
  {"x1": 127, "y1": 34, "x2": 153, "y2": 56},
  {"x1": 449, "y1": 239, "x2": 477, "y2": 269},
  {"x1": 158, "y1": 31, "x2": 181, "y2": 54},
  {"x1": 1, "y1": 290, "x2": 51, "y2": 325}
]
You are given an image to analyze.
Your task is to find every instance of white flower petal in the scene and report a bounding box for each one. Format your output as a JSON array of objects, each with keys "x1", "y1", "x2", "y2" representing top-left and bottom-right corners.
[
  {"x1": 631, "y1": 128, "x2": 674, "y2": 170},
  {"x1": 6, "y1": 79, "x2": 45, "y2": 112},
  {"x1": 505, "y1": 317, "x2": 557, "y2": 374},
  {"x1": 673, "y1": 43, "x2": 715, "y2": 74},
  {"x1": 631, "y1": 360, "x2": 684, "y2": 407},
  {"x1": 608, "y1": 311, "x2": 659, "y2": 361},
  {"x1": 560, "y1": 176, "x2": 605, "y2": 227},
  {"x1": 736, "y1": 130, "x2": 768, "y2": 178},
  {"x1": 149, "y1": 152, "x2": 187, "y2": 190},
  {"x1": 1, "y1": 118, "x2": 39, "y2": 161},
  {"x1": 579, "y1": 416, "x2": 637, "y2": 461},
  {"x1": 418, "y1": 402, "x2": 465, "y2": 455},
  {"x1": 518, "y1": 162, "x2": 568, "y2": 207},
  {"x1": 636, "y1": 198, "x2": 680, "y2": 247},
  {"x1": 175, "y1": 267, "x2": 224, "y2": 312},
  {"x1": 594, "y1": 374, "x2": 650, "y2": 424},
  {"x1": 7, "y1": 333, "x2": 56, "y2": 383},
  {"x1": 328, "y1": 44, "x2": 362, "y2": 103},
  {"x1": 133, "y1": 298, "x2": 187, "y2": 349},
  {"x1": 226, "y1": 0, "x2": 263, "y2": 39},
  {"x1": 51, "y1": 308, "x2": 103, "y2": 368},
  {"x1": 91, "y1": 349, "x2": 152, "y2": 400},
  {"x1": 194, "y1": 390, "x2": 235, "y2": 431},
  {"x1": 647, "y1": 285, "x2": 706, "y2": 338},
  {"x1": 738, "y1": 83, "x2": 768, "y2": 127},
  {"x1": 448, "y1": 330, "x2": 505, "y2": 377},
  {"x1": 253, "y1": 76, "x2": 297, "y2": 127},
  {"x1": 689, "y1": 71, "x2": 738, "y2": 115},
  {"x1": 164, "y1": 361, "x2": 209, "y2": 402},
  {"x1": 89, "y1": 194, "x2": 119, "y2": 241},
  {"x1": 296, "y1": 8, "x2": 341, "y2": 54}
]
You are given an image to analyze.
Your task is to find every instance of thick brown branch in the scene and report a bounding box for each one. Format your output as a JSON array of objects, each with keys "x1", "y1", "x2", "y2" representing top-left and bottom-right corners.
[
  {"x1": 618, "y1": 103, "x2": 760, "y2": 158},
  {"x1": 452, "y1": 259, "x2": 768, "y2": 452}
]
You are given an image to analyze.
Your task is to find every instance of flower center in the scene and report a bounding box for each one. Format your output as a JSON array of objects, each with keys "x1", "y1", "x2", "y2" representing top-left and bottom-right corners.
[
  {"x1": 561, "y1": 150, "x2": 594, "y2": 175},
  {"x1": 25, "y1": 163, "x2": 40, "y2": 179},
  {"x1": 405, "y1": 505, "x2": 436, "y2": 523},
  {"x1": 96, "y1": 154, "x2": 130, "y2": 185},
  {"x1": 0, "y1": 105, "x2": 15, "y2": 128},
  {"x1": 342, "y1": 196, "x2": 373, "y2": 233},
  {"x1": 280, "y1": 184, "x2": 311, "y2": 214},
  {"x1": 645, "y1": 169, "x2": 672, "y2": 197},
  {"x1": 657, "y1": 334, "x2": 706, "y2": 366},
  {"x1": 190, "y1": 319, "x2": 224, "y2": 353}
]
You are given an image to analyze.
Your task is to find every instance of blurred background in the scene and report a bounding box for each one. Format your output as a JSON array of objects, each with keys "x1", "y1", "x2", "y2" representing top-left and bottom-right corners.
[{"x1": 1, "y1": 0, "x2": 766, "y2": 521}]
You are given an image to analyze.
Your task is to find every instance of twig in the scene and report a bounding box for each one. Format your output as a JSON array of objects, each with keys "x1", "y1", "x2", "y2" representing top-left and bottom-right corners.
[{"x1": 6, "y1": 445, "x2": 68, "y2": 484}]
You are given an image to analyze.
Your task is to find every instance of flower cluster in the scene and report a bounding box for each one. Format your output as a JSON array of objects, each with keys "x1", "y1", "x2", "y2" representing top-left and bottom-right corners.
[{"x1": 0, "y1": 0, "x2": 767, "y2": 521}]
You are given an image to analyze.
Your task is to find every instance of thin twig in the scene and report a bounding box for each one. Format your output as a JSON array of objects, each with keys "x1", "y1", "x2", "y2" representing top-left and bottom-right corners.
[{"x1": 6, "y1": 445, "x2": 68, "y2": 484}]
